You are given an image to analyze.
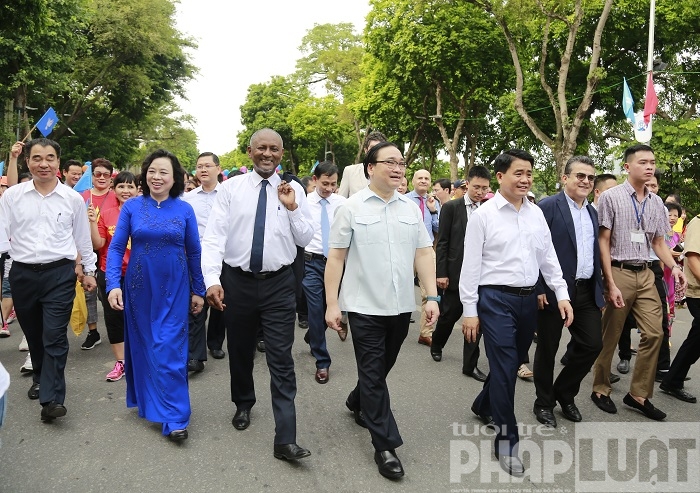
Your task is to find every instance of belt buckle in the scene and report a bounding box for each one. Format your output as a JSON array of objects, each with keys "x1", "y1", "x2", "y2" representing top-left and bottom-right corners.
[
  {"x1": 519, "y1": 287, "x2": 531, "y2": 296},
  {"x1": 303, "y1": 252, "x2": 312, "y2": 262}
]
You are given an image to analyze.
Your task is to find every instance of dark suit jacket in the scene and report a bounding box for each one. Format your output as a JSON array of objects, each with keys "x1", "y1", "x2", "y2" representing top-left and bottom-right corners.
[
  {"x1": 435, "y1": 198, "x2": 468, "y2": 292},
  {"x1": 537, "y1": 191, "x2": 605, "y2": 311}
]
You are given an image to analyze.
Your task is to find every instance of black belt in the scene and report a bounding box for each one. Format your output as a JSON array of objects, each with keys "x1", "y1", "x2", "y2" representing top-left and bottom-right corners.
[
  {"x1": 304, "y1": 251, "x2": 326, "y2": 263},
  {"x1": 611, "y1": 261, "x2": 652, "y2": 272},
  {"x1": 13, "y1": 258, "x2": 73, "y2": 272},
  {"x1": 230, "y1": 264, "x2": 290, "y2": 280},
  {"x1": 482, "y1": 284, "x2": 536, "y2": 296},
  {"x1": 575, "y1": 278, "x2": 593, "y2": 286}
]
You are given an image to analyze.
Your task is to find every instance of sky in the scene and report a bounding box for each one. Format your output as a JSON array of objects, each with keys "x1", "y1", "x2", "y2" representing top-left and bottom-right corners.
[{"x1": 174, "y1": 0, "x2": 372, "y2": 155}]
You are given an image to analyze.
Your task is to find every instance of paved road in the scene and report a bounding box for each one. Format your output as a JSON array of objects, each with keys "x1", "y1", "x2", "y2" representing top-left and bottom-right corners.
[{"x1": 1, "y1": 292, "x2": 698, "y2": 493}]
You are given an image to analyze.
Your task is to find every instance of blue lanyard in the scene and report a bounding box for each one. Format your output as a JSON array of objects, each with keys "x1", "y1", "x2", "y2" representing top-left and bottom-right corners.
[{"x1": 631, "y1": 194, "x2": 647, "y2": 229}]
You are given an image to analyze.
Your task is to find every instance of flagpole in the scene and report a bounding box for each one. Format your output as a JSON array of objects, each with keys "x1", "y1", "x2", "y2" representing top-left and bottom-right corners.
[
  {"x1": 21, "y1": 125, "x2": 37, "y2": 142},
  {"x1": 647, "y1": 0, "x2": 656, "y2": 73}
]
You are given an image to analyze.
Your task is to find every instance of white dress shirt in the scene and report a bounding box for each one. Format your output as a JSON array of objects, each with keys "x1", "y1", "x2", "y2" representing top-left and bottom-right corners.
[
  {"x1": 305, "y1": 189, "x2": 346, "y2": 255},
  {"x1": 0, "y1": 179, "x2": 96, "y2": 270},
  {"x1": 460, "y1": 191, "x2": 569, "y2": 317},
  {"x1": 201, "y1": 171, "x2": 313, "y2": 288},
  {"x1": 564, "y1": 192, "x2": 594, "y2": 280},
  {"x1": 182, "y1": 183, "x2": 221, "y2": 241}
]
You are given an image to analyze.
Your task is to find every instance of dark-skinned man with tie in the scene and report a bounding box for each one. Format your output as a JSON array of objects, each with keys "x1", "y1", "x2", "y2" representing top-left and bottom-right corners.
[{"x1": 201, "y1": 129, "x2": 314, "y2": 461}]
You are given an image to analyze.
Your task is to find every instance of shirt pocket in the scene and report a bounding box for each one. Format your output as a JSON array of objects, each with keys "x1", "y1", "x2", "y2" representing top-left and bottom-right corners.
[
  {"x1": 354, "y1": 215, "x2": 382, "y2": 245},
  {"x1": 397, "y1": 215, "x2": 419, "y2": 244},
  {"x1": 49, "y1": 211, "x2": 74, "y2": 237},
  {"x1": 275, "y1": 205, "x2": 291, "y2": 234}
]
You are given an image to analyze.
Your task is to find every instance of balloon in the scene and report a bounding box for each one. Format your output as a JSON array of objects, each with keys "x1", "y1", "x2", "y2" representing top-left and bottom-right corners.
[
  {"x1": 82, "y1": 165, "x2": 88, "y2": 172},
  {"x1": 240, "y1": 166, "x2": 248, "y2": 173},
  {"x1": 222, "y1": 170, "x2": 229, "y2": 176},
  {"x1": 230, "y1": 167, "x2": 239, "y2": 172},
  {"x1": 276, "y1": 164, "x2": 282, "y2": 172}
]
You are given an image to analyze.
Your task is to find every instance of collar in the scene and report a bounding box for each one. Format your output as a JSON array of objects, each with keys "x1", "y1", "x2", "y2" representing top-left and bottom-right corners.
[
  {"x1": 464, "y1": 195, "x2": 480, "y2": 207},
  {"x1": 191, "y1": 183, "x2": 220, "y2": 195},
  {"x1": 251, "y1": 171, "x2": 281, "y2": 188},
  {"x1": 563, "y1": 190, "x2": 589, "y2": 210},
  {"x1": 24, "y1": 178, "x2": 68, "y2": 197},
  {"x1": 359, "y1": 186, "x2": 400, "y2": 204},
  {"x1": 493, "y1": 190, "x2": 529, "y2": 210},
  {"x1": 622, "y1": 179, "x2": 649, "y2": 200},
  {"x1": 309, "y1": 190, "x2": 334, "y2": 203}
]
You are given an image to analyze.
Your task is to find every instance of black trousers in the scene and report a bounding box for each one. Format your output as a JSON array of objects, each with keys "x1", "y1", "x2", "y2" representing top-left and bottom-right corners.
[
  {"x1": 188, "y1": 303, "x2": 209, "y2": 362},
  {"x1": 431, "y1": 288, "x2": 482, "y2": 372},
  {"x1": 206, "y1": 306, "x2": 226, "y2": 351},
  {"x1": 534, "y1": 282, "x2": 602, "y2": 409},
  {"x1": 222, "y1": 264, "x2": 297, "y2": 444},
  {"x1": 10, "y1": 262, "x2": 76, "y2": 405},
  {"x1": 662, "y1": 297, "x2": 700, "y2": 389},
  {"x1": 347, "y1": 312, "x2": 410, "y2": 451},
  {"x1": 96, "y1": 270, "x2": 124, "y2": 345}
]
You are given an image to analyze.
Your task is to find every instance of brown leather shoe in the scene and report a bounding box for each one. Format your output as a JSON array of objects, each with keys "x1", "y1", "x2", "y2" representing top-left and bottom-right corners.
[
  {"x1": 418, "y1": 335, "x2": 432, "y2": 347},
  {"x1": 338, "y1": 320, "x2": 348, "y2": 341},
  {"x1": 315, "y1": 368, "x2": 329, "y2": 384}
]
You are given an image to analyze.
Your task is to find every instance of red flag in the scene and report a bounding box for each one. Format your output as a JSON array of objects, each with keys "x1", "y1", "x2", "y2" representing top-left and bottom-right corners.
[{"x1": 643, "y1": 72, "x2": 658, "y2": 124}]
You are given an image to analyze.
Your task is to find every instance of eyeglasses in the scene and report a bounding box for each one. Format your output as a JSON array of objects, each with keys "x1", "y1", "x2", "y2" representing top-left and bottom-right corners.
[
  {"x1": 93, "y1": 171, "x2": 111, "y2": 178},
  {"x1": 569, "y1": 172, "x2": 595, "y2": 183},
  {"x1": 195, "y1": 164, "x2": 218, "y2": 170},
  {"x1": 374, "y1": 160, "x2": 407, "y2": 170}
]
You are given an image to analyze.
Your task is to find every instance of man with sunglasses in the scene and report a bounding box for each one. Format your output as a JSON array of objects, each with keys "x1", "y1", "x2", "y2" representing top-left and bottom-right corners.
[
  {"x1": 79, "y1": 158, "x2": 118, "y2": 351},
  {"x1": 533, "y1": 156, "x2": 604, "y2": 428}
]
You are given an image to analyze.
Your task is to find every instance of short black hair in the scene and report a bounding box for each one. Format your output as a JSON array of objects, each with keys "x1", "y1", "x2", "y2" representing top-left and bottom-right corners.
[
  {"x1": 665, "y1": 202, "x2": 682, "y2": 216},
  {"x1": 665, "y1": 193, "x2": 681, "y2": 205},
  {"x1": 61, "y1": 159, "x2": 82, "y2": 173},
  {"x1": 314, "y1": 161, "x2": 338, "y2": 179},
  {"x1": 197, "y1": 152, "x2": 220, "y2": 166},
  {"x1": 91, "y1": 158, "x2": 114, "y2": 174},
  {"x1": 433, "y1": 178, "x2": 451, "y2": 190},
  {"x1": 594, "y1": 173, "x2": 617, "y2": 190},
  {"x1": 493, "y1": 149, "x2": 534, "y2": 175},
  {"x1": 140, "y1": 149, "x2": 185, "y2": 198},
  {"x1": 623, "y1": 144, "x2": 654, "y2": 162},
  {"x1": 18, "y1": 172, "x2": 32, "y2": 182},
  {"x1": 113, "y1": 171, "x2": 136, "y2": 187},
  {"x1": 363, "y1": 141, "x2": 400, "y2": 179},
  {"x1": 25, "y1": 138, "x2": 60, "y2": 160},
  {"x1": 563, "y1": 155, "x2": 595, "y2": 175},
  {"x1": 467, "y1": 165, "x2": 491, "y2": 181},
  {"x1": 363, "y1": 131, "x2": 387, "y2": 153},
  {"x1": 300, "y1": 176, "x2": 312, "y2": 189}
]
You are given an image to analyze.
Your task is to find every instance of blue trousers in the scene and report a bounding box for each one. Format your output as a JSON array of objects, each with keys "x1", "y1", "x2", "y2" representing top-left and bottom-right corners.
[
  {"x1": 302, "y1": 257, "x2": 331, "y2": 369},
  {"x1": 471, "y1": 286, "x2": 537, "y2": 456}
]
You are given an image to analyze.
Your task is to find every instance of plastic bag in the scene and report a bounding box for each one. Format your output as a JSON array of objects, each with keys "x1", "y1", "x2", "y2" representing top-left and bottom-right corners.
[{"x1": 70, "y1": 281, "x2": 88, "y2": 336}]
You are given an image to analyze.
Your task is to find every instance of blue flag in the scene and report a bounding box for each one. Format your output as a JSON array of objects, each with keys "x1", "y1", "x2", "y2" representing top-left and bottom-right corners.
[
  {"x1": 36, "y1": 107, "x2": 59, "y2": 137},
  {"x1": 622, "y1": 78, "x2": 636, "y2": 125},
  {"x1": 73, "y1": 164, "x2": 92, "y2": 193},
  {"x1": 0, "y1": 161, "x2": 4, "y2": 179}
]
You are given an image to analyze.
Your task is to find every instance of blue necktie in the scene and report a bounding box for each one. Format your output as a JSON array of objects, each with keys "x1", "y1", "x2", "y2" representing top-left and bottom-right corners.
[
  {"x1": 320, "y1": 198, "x2": 330, "y2": 257},
  {"x1": 250, "y1": 179, "x2": 268, "y2": 273}
]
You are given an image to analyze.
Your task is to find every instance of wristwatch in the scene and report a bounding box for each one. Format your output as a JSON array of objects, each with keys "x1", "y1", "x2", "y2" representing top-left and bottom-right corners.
[
  {"x1": 84, "y1": 270, "x2": 96, "y2": 277},
  {"x1": 427, "y1": 295, "x2": 441, "y2": 303}
]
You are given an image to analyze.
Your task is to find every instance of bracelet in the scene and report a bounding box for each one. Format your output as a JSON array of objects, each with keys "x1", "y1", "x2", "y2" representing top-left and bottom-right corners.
[
  {"x1": 672, "y1": 264, "x2": 681, "y2": 270},
  {"x1": 426, "y1": 295, "x2": 441, "y2": 303}
]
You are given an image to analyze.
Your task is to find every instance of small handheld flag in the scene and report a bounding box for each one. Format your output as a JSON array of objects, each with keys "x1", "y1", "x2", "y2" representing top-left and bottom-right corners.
[
  {"x1": 36, "y1": 107, "x2": 59, "y2": 137},
  {"x1": 73, "y1": 164, "x2": 92, "y2": 193},
  {"x1": 0, "y1": 161, "x2": 4, "y2": 179},
  {"x1": 643, "y1": 72, "x2": 658, "y2": 125},
  {"x1": 622, "y1": 78, "x2": 636, "y2": 125}
]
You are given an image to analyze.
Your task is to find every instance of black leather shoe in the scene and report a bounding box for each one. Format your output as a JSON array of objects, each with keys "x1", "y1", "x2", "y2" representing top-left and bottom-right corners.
[
  {"x1": 374, "y1": 450, "x2": 404, "y2": 479},
  {"x1": 464, "y1": 368, "x2": 487, "y2": 382},
  {"x1": 232, "y1": 409, "x2": 250, "y2": 430},
  {"x1": 591, "y1": 392, "x2": 617, "y2": 414},
  {"x1": 497, "y1": 455, "x2": 525, "y2": 477},
  {"x1": 28, "y1": 382, "x2": 40, "y2": 400},
  {"x1": 559, "y1": 402, "x2": 582, "y2": 422},
  {"x1": 659, "y1": 384, "x2": 697, "y2": 403},
  {"x1": 560, "y1": 354, "x2": 569, "y2": 366},
  {"x1": 609, "y1": 373, "x2": 621, "y2": 384},
  {"x1": 209, "y1": 349, "x2": 225, "y2": 359},
  {"x1": 256, "y1": 340, "x2": 265, "y2": 353},
  {"x1": 617, "y1": 359, "x2": 630, "y2": 374},
  {"x1": 534, "y1": 407, "x2": 557, "y2": 428},
  {"x1": 298, "y1": 319, "x2": 309, "y2": 329},
  {"x1": 623, "y1": 393, "x2": 666, "y2": 420},
  {"x1": 168, "y1": 429, "x2": 188, "y2": 442},
  {"x1": 273, "y1": 443, "x2": 311, "y2": 460},
  {"x1": 430, "y1": 347, "x2": 442, "y2": 362},
  {"x1": 471, "y1": 404, "x2": 495, "y2": 429},
  {"x1": 41, "y1": 402, "x2": 67, "y2": 422},
  {"x1": 345, "y1": 397, "x2": 367, "y2": 428},
  {"x1": 187, "y1": 359, "x2": 204, "y2": 372}
]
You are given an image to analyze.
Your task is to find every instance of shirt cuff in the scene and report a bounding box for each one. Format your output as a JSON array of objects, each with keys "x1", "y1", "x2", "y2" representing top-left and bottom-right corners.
[
  {"x1": 554, "y1": 288, "x2": 571, "y2": 302},
  {"x1": 204, "y1": 274, "x2": 221, "y2": 290},
  {"x1": 463, "y1": 304, "x2": 478, "y2": 318}
]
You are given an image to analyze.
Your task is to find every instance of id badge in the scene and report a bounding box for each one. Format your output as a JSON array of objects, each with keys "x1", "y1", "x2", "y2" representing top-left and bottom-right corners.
[{"x1": 630, "y1": 229, "x2": 646, "y2": 243}]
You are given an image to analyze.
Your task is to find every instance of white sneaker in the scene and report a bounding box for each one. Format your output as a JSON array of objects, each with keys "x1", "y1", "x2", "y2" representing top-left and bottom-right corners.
[
  {"x1": 19, "y1": 334, "x2": 28, "y2": 351},
  {"x1": 20, "y1": 353, "x2": 33, "y2": 373},
  {"x1": 7, "y1": 308, "x2": 16, "y2": 324},
  {"x1": 0, "y1": 323, "x2": 9, "y2": 338}
]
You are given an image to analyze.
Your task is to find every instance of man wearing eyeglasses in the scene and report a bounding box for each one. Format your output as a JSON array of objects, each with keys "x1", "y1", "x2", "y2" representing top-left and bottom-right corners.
[
  {"x1": 406, "y1": 169, "x2": 440, "y2": 346},
  {"x1": 532, "y1": 156, "x2": 605, "y2": 429},
  {"x1": 182, "y1": 152, "x2": 225, "y2": 371}
]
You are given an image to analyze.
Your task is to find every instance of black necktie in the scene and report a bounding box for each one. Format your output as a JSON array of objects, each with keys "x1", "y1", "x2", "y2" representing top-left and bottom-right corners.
[{"x1": 250, "y1": 179, "x2": 268, "y2": 273}]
